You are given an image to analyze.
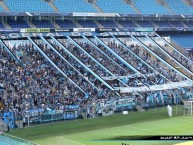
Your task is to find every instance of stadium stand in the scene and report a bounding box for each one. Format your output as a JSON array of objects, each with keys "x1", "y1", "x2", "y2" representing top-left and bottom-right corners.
[
  {"x1": 154, "y1": 20, "x2": 173, "y2": 28},
  {"x1": 5, "y1": 0, "x2": 54, "y2": 12},
  {"x1": 112, "y1": 36, "x2": 183, "y2": 82},
  {"x1": 1, "y1": 18, "x2": 191, "y2": 29},
  {"x1": 98, "y1": 19, "x2": 118, "y2": 28},
  {"x1": 169, "y1": 20, "x2": 185, "y2": 28},
  {"x1": 77, "y1": 19, "x2": 98, "y2": 28},
  {"x1": 132, "y1": 0, "x2": 169, "y2": 14},
  {"x1": 149, "y1": 36, "x2": 193, "y2": 75},
  {"x1": 1, "y1": 0, "x2": 193, "y2": 137},
  {"x1": 183, "y1": 20, "x2": 193, "y2": 27},
  {"x1": 136, "y1": 20, "x2": 154, "y2": 27},
  {"x1": 0, "y1": 0, "x2": 193, "y2": 15},
  {"x1": 0, "y1": 40, "x2": 84, "y2": 120},
  {"x1": 53, "y1": 0, "x2": 97, "y2": 13},
  {"x1": 7, "y1": 19, "x2": 30, "y2": 28},
  {"x1": 0, "y1": 37, "x2": 179, "y2": 118},
  {"x1": 170, "y1": 34, "x2": 193, "y2": 48},
  {"x1": 0, "y1": 18, "x2": 190, "y2": 29},
  {"x1": 1, "y1": 33, "x2": 192, "y2": 134},
  {"x1": 165, "y1": 0, "x2": 193, "y2": 14},
  {"x1": 0, "y1": 5, "x2": 4, "y2": 12},
  {"x1": 55, "y1": 19, "x2": 77, "y2": 28},
  {"x1": 118, "y1": 19, "x2": 136, "y2": 28},
  {"x1": 32, "y1": 19, "x2": 54, "y2": 28},
  {"x1": 0, "y1": 22, "x2": 4, "y2": 28},
  {"x1": 96, "y1": 0, "x2": 135, "y2": 13}
]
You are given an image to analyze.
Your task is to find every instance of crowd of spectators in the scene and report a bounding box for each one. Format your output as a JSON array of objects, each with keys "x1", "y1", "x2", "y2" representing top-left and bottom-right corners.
[
  {"x1": 0, "y1": 36, "x2": 192, "y2": 128},
  {"x1": 171, "y1": 48, "x2": 193, "y2": 72},
  {"x1": 145, "y1": 37, "x2": 193, "y2": 80},
  {"x1": 0, "y1": 43, "x2": 85, "y2": 119},
  {"x1": 96, "y1": 37, "x2": 177, "y2": 84},
  {"x1": 116, "y1": 37, "x2": 185, "y2": 82}
]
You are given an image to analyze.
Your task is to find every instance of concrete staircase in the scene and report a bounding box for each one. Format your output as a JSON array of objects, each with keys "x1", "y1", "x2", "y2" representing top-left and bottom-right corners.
[
  {"x1": 47, "y1": 1, "x2": 59, "y2": 12},
  {"x1": 92, "y1": 3, "x2": 103, "y2": 13},
  {"x1": 0, "y1": 119, "x2": 6, "y2": 131},
  {"x1": 51, "y1": 21, "x2": 61, "y2": 28},
  {"x1": 27, "y1": 21, "x2": 36, "y2": 28},
  {"x1": 131, "y1": 4, "x2": 141, "y2": 14},
  {"x1": 22, "y1": 54, "x2": 33, "y2": 64},
  {"x1": 2, "y1": 21, "x2": 11, "y2": 29},
  {"x1": 93, "y1": 19, "x2": 104, "y2": 28},
  {"x1": 85, "y1": 0, "x2": 103, "y2": 13},
  {"x1": 150, "y1": 21, "x2": 159, "y2": 28},
  {"x1": 170, "y1": 40, "x2": 187, "y2": 55},
  {"x1": 3, "y1": 81, "x2": 7, "y2": 100},
  {"x1": 124, "y1": 0, "x2": 141, "y2": 14},
  {"x1": 135, "y1": 105, "x2": 145, "y2": 112},
  {"x1": 156, "y1": 0, "x2": 166, "y2": 6},
  {"x1": 130, "y1": 4, "x2": 141, "y2": 14},
  {"x1": 0, "y1": 101, "x2": 4, "y2": 110},
  {"x1": 134, "y1": 21, "x2": 141, "y2": 28},
  {"x1": 183, "y1": 0, "x2": 193, "y2": 6},
  {"x1": 184, "y1": 0, "x2": 191, "y2": 5},
  {"x1": 164, "y1": 5, "x2": 174, "y2": 15},
  {"x1": 180, "y1": 21, "x2": 188, "y2": 28},
  {"x1": 156, "y1": 0, "x2": 174, "y2": 15},
  {"x1": 0, "y1": 1, "x2": 10, "y2": 12},
  {"x1": 73, "y1": 20, "x2": 83, "y2": 28},
  {"x1": 113, "y1": 20, "x2": 123, "y2": 28}
]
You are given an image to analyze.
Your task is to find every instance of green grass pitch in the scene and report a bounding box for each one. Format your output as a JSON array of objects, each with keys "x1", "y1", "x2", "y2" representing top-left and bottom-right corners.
[{"x1": 7, "y1": 106, "x2": 193, "y2": 145}]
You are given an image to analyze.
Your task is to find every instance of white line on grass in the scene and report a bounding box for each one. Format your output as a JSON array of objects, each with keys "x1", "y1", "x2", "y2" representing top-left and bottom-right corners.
[
  {"x1": 126, "y1": 125, "x2": 164, "y2": 135},
  {"x1": 126, "y1": 115, "x2": 193, "y2": 135},
  {"x1": 53, "y1": 136, "x2": 85, "y2": 145},
  {"x1": 63, "y1": 138, "x2": 85, "y2": 145},
  {"x1": 170, "y1": 116, "x2": 193, "y2": 123},
  {"x1": 175, "y1": 141, "x2": 193, "y2": 145},
  {"x1": 100, "y1": 122, "x2": 165, "y2": 135}
]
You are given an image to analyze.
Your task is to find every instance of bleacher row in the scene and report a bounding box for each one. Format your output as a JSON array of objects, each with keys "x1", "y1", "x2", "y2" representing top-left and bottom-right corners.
[
  {"x1": 0, "y1": 0, "x2": 192, "y2": 15},
  {"x1": 1, "y1": 18, "x2": 193, "y2": 29}
]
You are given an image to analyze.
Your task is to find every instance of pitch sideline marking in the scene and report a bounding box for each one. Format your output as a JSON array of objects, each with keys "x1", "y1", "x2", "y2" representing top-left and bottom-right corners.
[
  {"x1": 54, "y1": 136, "x2": 85, "y2": 145},
  {"x1": 63, "y1": 138, "x2": 85, "y2": 145},
  {"x1": 126, "y1": 125, "x2": 164, "y2": 135},
  {"x1": 175, "y1": 141, "x2": 193, "y2": 145},
  {"x1": 170, "y1": 116, "x2": 193, "y2": 123}
]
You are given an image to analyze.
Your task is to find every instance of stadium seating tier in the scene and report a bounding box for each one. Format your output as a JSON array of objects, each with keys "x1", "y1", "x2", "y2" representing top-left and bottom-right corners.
[
  {"x1": 5, "y1": 0, "x2": 54, "y2": 12},
  {"x1": 53, "y1": 0, "x2": 97, "y2": 13}
]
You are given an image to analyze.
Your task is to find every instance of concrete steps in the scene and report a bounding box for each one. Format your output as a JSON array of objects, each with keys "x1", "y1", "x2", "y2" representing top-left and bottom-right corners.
[
  {"x1": 113, "y1": 20, "x2": 123, "y2": 28},
  {"x1": 73, "y1": 20, "x2": 83, "y2": 28},
  {"x1": 51, "y1": 21, "x2": 61, "y2": 29},
  {"x1": 130, "y1": 3, "x2": 141, "y2": 14},
  {"x1": 27, "y1": 21, "x2": 36, "y2": 28},
  {"x1": 47, "y1": 1, "x2": 59, "y2": 12},
  {"x1": 156, "y1": 0, "x2": 174, "y2": 14},
  {"x1": 170, "y1": 40, "x2": 187, "y2": 55},
  {"x1": 123, "y1": 0, "x2": 141, "y2": 14},
  {"x1": 135, "y1": 105, "x2": 145, "y2": 112},
  {"x1": 92, "y1": 3, "x2": 103, "y2": 13},
  {"x1": 94, "y1": 19, "x2": 104, "y2": 28},
  {"x1": 0, "y1": 1, "x2": 10, "y2": 12},
  {"x1": 2, "y1": 21, "x2": 11, "y2": 29}
]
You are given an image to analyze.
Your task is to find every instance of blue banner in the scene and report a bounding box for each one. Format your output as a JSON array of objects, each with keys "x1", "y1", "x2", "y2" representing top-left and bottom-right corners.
[{"x1": 3, "y1": 112, "x2": 15, "y2": 128}]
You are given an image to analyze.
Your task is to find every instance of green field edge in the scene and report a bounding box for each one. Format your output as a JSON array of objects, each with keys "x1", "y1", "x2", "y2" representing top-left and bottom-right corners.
[{"x1": 8, "y1": 107, "x2": 185, "y2": 141}]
